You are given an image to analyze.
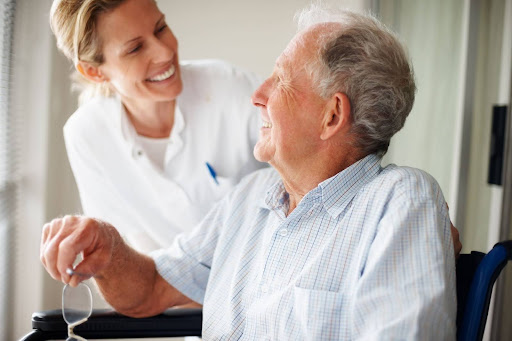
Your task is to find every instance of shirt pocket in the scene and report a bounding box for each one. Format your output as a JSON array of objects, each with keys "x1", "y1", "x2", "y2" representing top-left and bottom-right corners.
[
  {"x1": 204, "y1": 166, "x2": 237, "y2": 202},
  {"x1": 292, "y1": 286, "x2": 346, "y2": 340}
]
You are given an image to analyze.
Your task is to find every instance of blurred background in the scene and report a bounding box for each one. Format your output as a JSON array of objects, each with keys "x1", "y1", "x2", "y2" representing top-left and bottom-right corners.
[{"x1": 1, "y1": 0, "x2": 511, "y2": 339}]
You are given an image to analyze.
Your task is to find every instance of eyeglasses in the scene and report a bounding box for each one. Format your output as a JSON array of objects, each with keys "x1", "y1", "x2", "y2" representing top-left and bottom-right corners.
[{"x1": 62, "y1": 269, "x2": 93, "y2": 341}]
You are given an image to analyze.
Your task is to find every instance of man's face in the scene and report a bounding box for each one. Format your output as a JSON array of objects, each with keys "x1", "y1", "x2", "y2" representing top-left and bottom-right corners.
[{"x1": 251, "y1": 29, "x2": 327, "y2": 170}]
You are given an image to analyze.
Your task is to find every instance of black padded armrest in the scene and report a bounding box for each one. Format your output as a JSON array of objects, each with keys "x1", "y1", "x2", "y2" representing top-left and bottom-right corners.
[{"x1": 21, "y1": 308, "x2": 202, "y2": 340}]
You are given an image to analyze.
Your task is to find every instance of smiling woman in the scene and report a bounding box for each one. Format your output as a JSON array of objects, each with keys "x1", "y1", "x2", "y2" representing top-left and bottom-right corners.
[{"x1": 49, "y1": 0, "x2": 266, "y2": 254}]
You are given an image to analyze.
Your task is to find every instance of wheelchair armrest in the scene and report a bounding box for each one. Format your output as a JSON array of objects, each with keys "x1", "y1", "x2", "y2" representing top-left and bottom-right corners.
[
  {"x1": 20, "y1": 308, "x2": 202, "y2": 340},
  {"x1": 458, "y1": 241, "x2": 512, "y2": 341}
]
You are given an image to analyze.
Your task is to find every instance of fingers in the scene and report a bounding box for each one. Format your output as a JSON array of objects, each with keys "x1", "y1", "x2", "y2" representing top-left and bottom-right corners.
[
  {"x1": 68, "y1": 248, "x2": 108, "y2": 287},
  {"x1": 40, "y1": 215, "x2": 106, "y2": 285},
  {"x1": 67, "y1": 269, "x2": 94, "y2": 287},
  {"x1": 40, "y1": 216, "x2": 76, "y2": 282},
  {"x1": 56, "y1": 218, "x2": 96, "y2": 279},
  {"x1": 74, "y1": 219, "x2": 121, "y2": 281}
]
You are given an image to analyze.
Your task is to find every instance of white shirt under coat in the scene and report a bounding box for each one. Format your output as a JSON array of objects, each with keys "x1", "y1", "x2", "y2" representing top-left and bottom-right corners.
[{"x1": 64, "y1": 60, "x2": 266, "y2": 252}]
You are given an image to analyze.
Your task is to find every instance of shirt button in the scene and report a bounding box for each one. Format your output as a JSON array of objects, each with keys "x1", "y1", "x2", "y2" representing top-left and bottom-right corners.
[
  {"x1": 261, "y1": 285, "x2": 269, "y2": 293},
  {"x1": 278, "y1": 228, "x2": 288, "y2": 236},
  {"x1": 132, "y1": 148, "x2": 143, "y2": 159}
]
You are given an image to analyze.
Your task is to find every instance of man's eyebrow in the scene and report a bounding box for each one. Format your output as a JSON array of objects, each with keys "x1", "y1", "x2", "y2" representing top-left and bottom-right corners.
[
  {"x1": 274, "y1": 61, "x2": 284, "y2": 73},
  {"x1": 275, "y1": 62, "x2": 288, "y2": 78}
]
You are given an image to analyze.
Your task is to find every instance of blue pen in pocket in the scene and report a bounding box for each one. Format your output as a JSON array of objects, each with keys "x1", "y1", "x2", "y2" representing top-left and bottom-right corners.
[{"x1": 206, "y1": 162, "x2": 219, "y2": 185}]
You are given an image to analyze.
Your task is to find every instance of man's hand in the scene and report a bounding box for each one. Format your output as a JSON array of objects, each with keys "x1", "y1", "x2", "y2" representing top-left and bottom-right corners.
[
  {"x1": 451, "y1": 222, "x2": 462, "y2": 258},
  {"x1": 40, "y1": 215, "x2": 191, "y2": 316},
  {"x1": 445, "y1": 203, "x2": 462, "y2": 258},
  {"x1": 40, "y1": 215, "x2": 119, "y2": 287}
]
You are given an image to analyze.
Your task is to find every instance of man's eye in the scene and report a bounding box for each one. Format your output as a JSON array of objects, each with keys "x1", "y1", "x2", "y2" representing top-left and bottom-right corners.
[{"x1": 157, "y1": 24, "x2": 167, "y2": 33}]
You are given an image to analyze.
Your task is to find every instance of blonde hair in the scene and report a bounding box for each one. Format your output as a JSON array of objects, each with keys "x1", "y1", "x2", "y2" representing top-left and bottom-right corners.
[{"x1": 50, "y1": 0, "x2": 128, "y2": 102}]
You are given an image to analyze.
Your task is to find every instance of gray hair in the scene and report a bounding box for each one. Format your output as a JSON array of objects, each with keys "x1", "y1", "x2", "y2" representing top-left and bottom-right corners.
[{"x1": 296, "y1": 5, "x2": 416, "y2": 156}]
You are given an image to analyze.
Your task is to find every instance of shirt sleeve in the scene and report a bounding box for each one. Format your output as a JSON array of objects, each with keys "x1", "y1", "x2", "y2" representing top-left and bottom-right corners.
[
  {"x1": 150, "y1": 195, "x2": 231, "y2": 304},
  {"x1": 351, "y1": 177, "x2": 457, "y2": 340}
]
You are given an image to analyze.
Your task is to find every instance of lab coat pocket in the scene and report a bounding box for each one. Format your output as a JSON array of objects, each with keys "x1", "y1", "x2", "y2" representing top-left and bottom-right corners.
[
  {"x1": 293, "y1": 286, "x2": 345, "y2": 340},
  {"x1": 204, "y1": 165, "x2": 237, "y2": 201}
]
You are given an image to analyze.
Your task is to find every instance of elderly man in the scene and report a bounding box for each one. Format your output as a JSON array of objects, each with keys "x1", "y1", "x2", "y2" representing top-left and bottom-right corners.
[{"x1": 41, "y1": 8, "x2": 456, "y2": 340}]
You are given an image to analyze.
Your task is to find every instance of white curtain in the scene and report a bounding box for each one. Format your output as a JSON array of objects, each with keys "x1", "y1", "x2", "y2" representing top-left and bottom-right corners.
[
  {"x1": 375, "y1": 0, "x2": 465, "y2": 206},
  {"x1": 0, "y1": 0, "x2": 18, "y2": 339}
]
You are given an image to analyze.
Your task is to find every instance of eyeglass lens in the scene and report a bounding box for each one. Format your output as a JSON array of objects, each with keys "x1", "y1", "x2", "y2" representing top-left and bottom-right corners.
[{"x1": 62, "y1": 282, "x2": 93, "y2": 340}]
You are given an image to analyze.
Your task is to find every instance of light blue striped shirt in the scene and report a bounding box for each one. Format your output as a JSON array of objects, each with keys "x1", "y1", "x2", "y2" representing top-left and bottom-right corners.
[{"x1": 153, "y1": 154, "x2": 456, "y2": 340}]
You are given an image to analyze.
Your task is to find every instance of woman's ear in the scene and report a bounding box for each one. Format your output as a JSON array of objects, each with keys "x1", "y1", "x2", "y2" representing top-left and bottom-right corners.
[
  {"x1": 320, "y1": 92, "x2": 351, "y2": 140},
  {"x1": 76, "y1": 61, "x2": 107, "y2": 83}
]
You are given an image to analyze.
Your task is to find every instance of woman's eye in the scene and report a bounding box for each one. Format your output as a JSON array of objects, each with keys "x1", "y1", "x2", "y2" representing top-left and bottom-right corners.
[
  {"x1": 128, "y1": 44, "x2": 142, "y2": 54},
  {"x1": 157, "y1": 24, "x2": 167, "y2": 33}
]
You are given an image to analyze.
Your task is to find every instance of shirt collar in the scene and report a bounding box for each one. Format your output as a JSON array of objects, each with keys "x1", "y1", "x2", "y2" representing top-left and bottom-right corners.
[
  {"x1": 319, "y1": 154, "x2": 382, "y2": 218},
  {"x1": 118, "y1": 95, "x2": 135, "y2": 145},
  {"x1": 260, "y1": 154, "x2": 382, "y2": 217},
  {"x1": 118, "y1": 95, "x2": 185, "y2": 151},
  {"x1": 263, "y1": 181, "x2": 289, "y2": 211}
]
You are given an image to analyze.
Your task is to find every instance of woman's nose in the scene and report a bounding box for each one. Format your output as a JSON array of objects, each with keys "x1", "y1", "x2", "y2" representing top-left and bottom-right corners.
[{"x1": 149, "y1": 37, "x2": 175, "y2": 64}]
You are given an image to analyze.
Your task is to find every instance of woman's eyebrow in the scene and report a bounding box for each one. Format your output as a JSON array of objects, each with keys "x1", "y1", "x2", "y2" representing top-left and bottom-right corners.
[
  {"x1": 154, "y1": 14, "x2": 165, "y2": 29},
  {"x1": 121, "y1": 14, "x2": 166, "y2": 48}
]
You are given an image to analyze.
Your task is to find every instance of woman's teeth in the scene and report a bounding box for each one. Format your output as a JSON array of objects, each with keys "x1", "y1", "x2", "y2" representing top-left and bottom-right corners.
[
  {"x1": 148, "y1": 64, "x2": 176, "y2": 82},
  {"x1": 262, "y1": 121, "x2": 272, "y2": 128}
]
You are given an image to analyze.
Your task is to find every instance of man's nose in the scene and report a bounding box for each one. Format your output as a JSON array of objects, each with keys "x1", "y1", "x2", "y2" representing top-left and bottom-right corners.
[{"x1": 251, "y1": 78, "x2": 271, "y2": 107}]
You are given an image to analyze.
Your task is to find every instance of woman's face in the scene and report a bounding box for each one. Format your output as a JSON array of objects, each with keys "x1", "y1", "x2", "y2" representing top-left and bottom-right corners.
[{"x1": 95, "y1": 0, "x2": 182, "y2": 104}]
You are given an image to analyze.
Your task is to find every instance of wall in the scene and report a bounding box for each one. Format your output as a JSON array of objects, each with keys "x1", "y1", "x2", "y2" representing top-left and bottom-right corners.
[
  {"x1": 160, "y1": 0, "x2": 367, "y2": 78},
  {"x1": 377, "y1": 0, "x2": 465, "y2": 216}
]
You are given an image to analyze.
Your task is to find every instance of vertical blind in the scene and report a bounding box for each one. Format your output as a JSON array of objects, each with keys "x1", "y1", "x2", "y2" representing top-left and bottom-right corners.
[{"x1": 0, "y1": 0, "x2": 17, "y2": 338}]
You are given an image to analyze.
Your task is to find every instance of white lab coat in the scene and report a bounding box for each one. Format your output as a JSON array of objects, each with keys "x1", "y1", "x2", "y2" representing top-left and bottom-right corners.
[{"x1": 64, "y1": 60, "x2": 266, "y2": 252}]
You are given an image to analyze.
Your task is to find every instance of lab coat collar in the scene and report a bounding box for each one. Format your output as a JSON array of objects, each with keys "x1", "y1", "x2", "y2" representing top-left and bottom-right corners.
[{"x1": 118, "y1": 96, "x2": 185, "y2": 161}]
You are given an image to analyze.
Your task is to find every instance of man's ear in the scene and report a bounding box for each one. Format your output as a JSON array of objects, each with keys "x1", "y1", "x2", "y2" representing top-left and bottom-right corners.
[
  {"x1": 76, "y1": 61, "x2": 107, "y2": 83},
  {"x1": 320, "y1": 92, "x2": 351, "y2": 140}
]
